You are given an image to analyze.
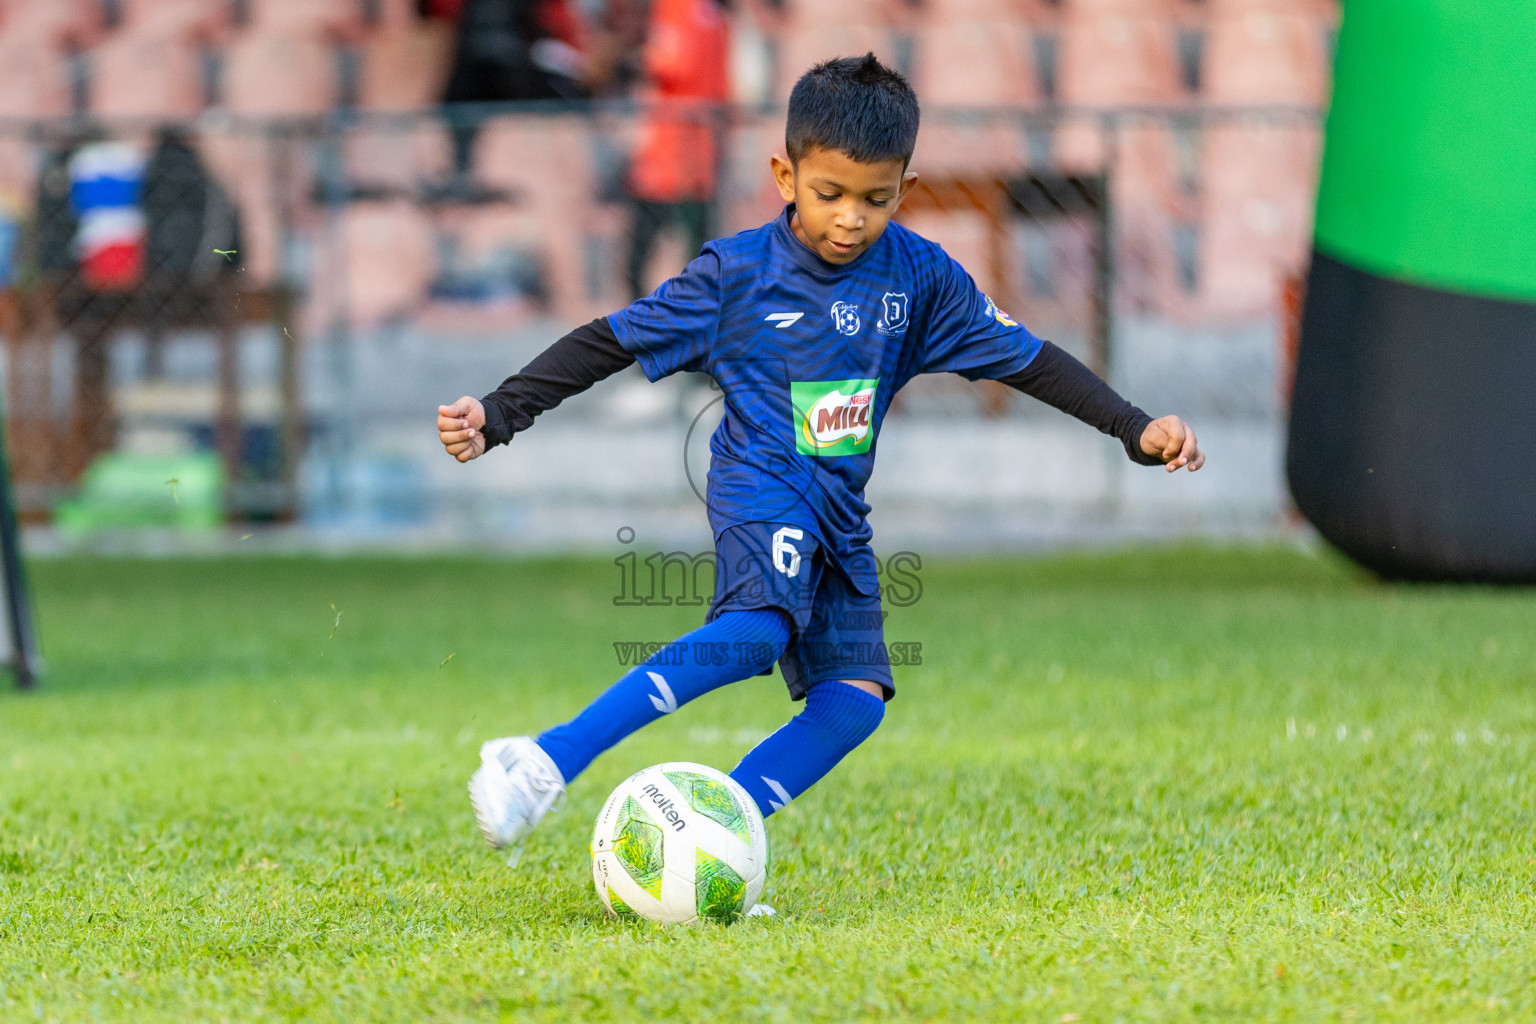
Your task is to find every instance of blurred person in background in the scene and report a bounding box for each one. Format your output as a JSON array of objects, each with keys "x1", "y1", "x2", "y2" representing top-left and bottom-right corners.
[
  {"x1": 432, "y1": 0, "x2": 591, "y2": 201},
  {"x1": 139, "y1": 127, "x2": 241, "y2": 378},
  {"x1": 625, "y1": 0, "x2": 730, "y2": 300},
  {"x1": 582, "y1": 0, "x2": 651, "y2": 98}
]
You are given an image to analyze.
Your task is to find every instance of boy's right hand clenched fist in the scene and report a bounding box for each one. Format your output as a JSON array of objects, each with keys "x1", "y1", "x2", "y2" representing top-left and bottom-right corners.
[{"x1": 438, "y1": 396, "x2": 487, "y2": 462}]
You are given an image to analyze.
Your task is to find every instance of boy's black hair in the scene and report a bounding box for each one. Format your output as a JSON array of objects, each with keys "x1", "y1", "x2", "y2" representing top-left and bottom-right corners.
[{"x1": 785, "y1": 54, "x2": 920, "y2": 166}]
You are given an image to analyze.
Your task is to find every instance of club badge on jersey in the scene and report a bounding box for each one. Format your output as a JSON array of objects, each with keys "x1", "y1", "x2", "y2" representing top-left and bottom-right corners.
[{"x1": 877, "y1": 291, "x2": 909, "y2": 336}]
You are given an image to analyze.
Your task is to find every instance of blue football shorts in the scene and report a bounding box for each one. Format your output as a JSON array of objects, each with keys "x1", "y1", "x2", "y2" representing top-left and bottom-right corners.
[{"x1": 707, "y1": 521, "x2": 895, "y2": 701}]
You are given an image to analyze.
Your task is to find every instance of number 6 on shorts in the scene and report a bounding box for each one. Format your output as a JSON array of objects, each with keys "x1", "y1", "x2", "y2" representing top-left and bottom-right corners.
[{"x1": 772, "y1": 527, "x2": 804, "y2": 578}]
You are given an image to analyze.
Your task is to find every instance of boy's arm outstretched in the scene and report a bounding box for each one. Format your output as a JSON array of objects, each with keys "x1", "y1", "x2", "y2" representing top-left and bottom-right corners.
[
  {"x1": 440, "y1": 248, "x2": 720, "y2": 461},
  {"x1": 920, "y1": 253, "x2": 1202, "y2": 474},
  {"x1": 437, "y1": 317, "x2": 636, "y2": 462},
  {"x1": 998, "y1": 340, "x2": 1205, "y2": 472}
]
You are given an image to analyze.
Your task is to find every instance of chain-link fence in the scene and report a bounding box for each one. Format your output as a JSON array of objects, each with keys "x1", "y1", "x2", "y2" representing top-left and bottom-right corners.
[{"x1": 0, "y1": 103, "x2": 1320, "y2": 545}]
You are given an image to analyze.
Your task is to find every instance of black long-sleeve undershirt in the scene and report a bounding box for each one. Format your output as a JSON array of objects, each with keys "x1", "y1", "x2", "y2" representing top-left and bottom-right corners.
[
  {"x1": 997, "y1": 341, "x2": 1162, "y2": 465},
  {"x1": 479, "y1": 317, "x2": 635, "y2": 448},
  {"x1": 479, "y1": 320, "x2": 1160, "y2": 465}
]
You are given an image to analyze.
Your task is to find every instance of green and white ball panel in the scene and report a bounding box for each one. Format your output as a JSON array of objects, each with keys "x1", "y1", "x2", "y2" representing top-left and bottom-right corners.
[
  {"x1": 664, "y1": 770, "x2": 751, "y2": 842},
  {"x1": 591, "y1": 762, "x2": 768, "y2": 924},
  {"x1": 611, "y1": 796, "x2": 664, "y2": 898}
]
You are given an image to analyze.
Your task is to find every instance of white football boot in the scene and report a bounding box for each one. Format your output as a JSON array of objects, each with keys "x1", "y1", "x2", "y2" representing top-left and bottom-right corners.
[{"x1": 468, "y1": 736, "x2": 566, "y2": 860}]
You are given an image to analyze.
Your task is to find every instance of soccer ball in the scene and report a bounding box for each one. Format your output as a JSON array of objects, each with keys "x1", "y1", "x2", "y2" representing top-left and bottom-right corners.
[{"x1": 591, "y1": 762, "x2": 769, "y2": 924}]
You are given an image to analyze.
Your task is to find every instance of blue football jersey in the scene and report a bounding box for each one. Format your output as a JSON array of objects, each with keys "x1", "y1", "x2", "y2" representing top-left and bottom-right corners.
[{"x1": 609, "y1": 204, "x2": 1043, "y2": 592}]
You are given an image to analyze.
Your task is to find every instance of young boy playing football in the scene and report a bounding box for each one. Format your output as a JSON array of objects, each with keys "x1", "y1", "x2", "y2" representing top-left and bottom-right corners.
[{"x1": 437, "y1": 55, "x2": 1204, "y2": 857}]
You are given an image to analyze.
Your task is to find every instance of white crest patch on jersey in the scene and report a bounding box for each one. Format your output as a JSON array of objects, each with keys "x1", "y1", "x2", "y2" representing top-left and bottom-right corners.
[
  {"x1": 877, "y1": 291, "x2": 909, "y2": 335},
  {"x1": 830, "y1": 301, "x2": 861, "y2": 336}
]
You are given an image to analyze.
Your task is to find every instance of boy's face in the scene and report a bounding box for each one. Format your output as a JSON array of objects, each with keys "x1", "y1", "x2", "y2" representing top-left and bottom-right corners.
[{"x1": 771, "y1": 147, "x2": 917, "y2": 264}]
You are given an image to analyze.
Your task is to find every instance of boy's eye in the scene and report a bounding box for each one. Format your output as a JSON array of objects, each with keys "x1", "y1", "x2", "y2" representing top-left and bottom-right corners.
[
  {"x1": 868, "y1": 198, "x2": 889, "y2": 208},
  {"x1": 814, "y1": 191, "x2": 837, "y2": 202}
]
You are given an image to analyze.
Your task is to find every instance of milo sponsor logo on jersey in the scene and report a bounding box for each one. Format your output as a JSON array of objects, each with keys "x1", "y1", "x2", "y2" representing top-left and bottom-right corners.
[{"x1": 792, "y1": 378, "x2": 879, "y2": 456}]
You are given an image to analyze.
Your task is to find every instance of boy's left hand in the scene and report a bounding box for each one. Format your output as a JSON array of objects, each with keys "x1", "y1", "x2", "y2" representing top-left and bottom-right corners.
[{"x1": 1140, "y1": 416, "x2": 1205, "y2": 472}]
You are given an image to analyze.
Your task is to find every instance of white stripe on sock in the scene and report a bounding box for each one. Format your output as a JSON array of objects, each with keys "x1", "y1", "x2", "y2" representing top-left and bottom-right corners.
[
  {"x1": 762, "y1": 776, "x2": 792, "y2": 813},
  {"x1": 647, "y1": 671, "x2": 678, "y2": 714}
]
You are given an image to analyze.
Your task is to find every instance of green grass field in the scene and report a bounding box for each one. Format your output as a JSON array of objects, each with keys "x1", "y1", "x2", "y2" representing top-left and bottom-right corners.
[{"x1": 2, "y1": 547, "x2": 1533, "y2": 1021}]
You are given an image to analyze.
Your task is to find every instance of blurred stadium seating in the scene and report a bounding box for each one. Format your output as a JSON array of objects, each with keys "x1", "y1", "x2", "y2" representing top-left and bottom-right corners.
[{"x1": 0, "y1": 0, "x2": 1337, "y2": 546}]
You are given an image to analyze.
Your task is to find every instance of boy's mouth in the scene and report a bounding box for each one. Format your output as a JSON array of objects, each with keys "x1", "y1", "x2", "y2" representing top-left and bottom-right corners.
[{"x1": 826, "y1": 238, "x2": 858, "y2": 257}]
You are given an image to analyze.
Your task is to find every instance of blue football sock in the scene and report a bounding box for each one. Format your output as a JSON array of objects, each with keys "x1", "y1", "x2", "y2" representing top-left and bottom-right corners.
[
  {"x1": 730, "y1": 680, "x2": 885, "y2": 817},
  {"x1": 536, "y1": 608, "x2": 791, "y2": 784}
]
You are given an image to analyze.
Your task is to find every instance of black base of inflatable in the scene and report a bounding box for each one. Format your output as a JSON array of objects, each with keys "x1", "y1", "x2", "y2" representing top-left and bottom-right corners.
[{"x1": 1287, "y1": 250, "x2": 1536, "y2": 582}]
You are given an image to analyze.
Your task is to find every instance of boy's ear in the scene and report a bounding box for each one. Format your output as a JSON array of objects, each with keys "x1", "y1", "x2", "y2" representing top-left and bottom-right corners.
[
  {"x1": 897, "y1": 170, "x2": 919, "y2": 202},
  {"x1": 770, "y1": 154, "x2": 797, "y2": 203}
]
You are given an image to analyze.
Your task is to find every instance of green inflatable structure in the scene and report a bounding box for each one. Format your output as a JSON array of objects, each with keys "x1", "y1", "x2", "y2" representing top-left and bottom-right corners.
[{"x1": 1288, "y1": 0, "x2": 1536, "y2": 581}]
